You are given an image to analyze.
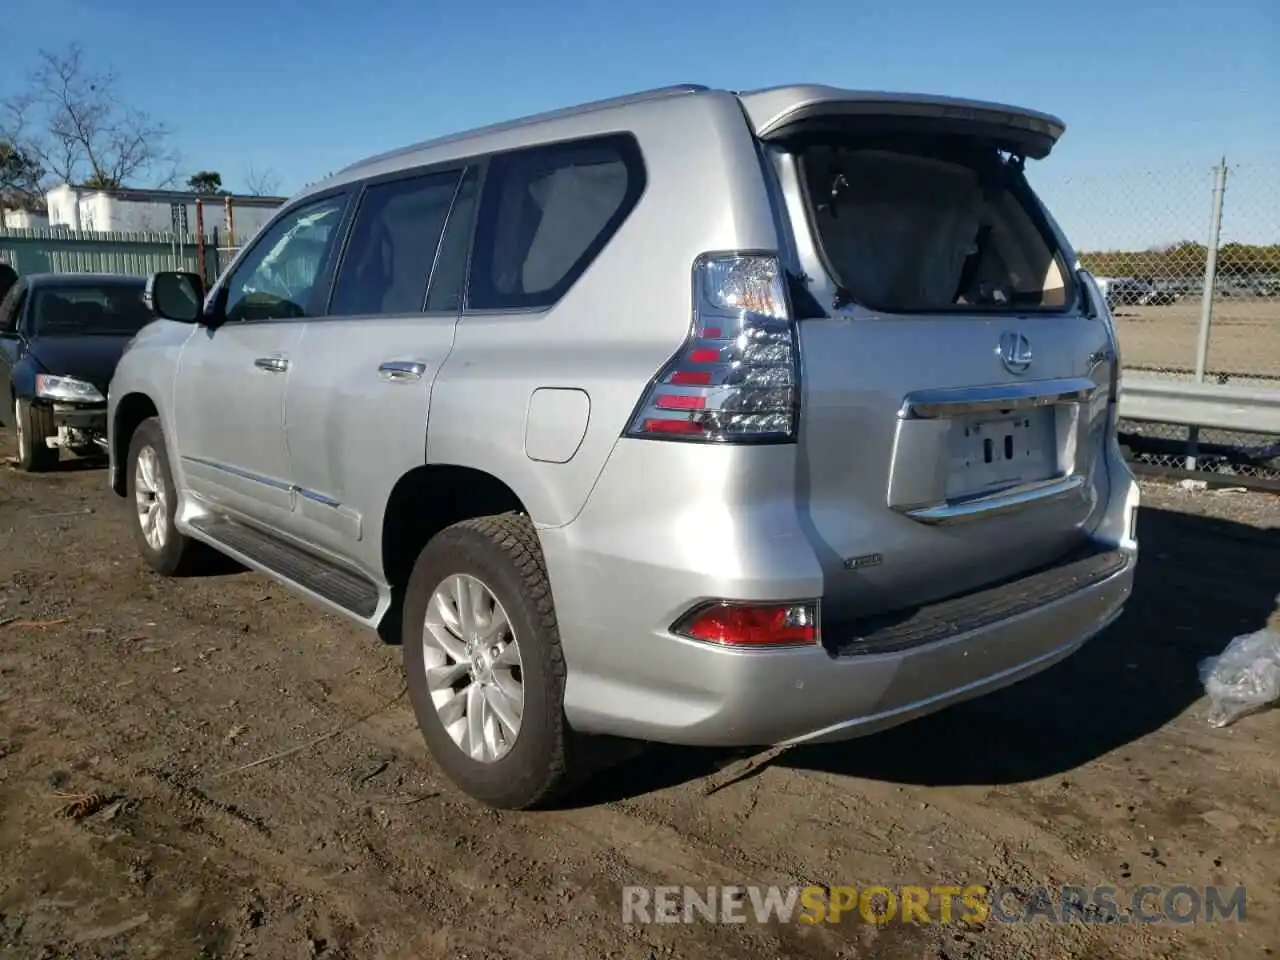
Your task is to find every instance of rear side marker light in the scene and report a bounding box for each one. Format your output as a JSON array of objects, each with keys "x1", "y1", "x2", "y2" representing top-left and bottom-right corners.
[
  {"x1": 674, "y1": 601, "x2": 819, "y2": 647},
  {"x1": 625, "y1": 254, "x2": 800, "y2": 443}
]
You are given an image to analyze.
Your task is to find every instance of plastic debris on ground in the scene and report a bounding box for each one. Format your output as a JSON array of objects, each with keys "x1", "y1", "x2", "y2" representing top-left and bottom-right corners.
[{"x1": 1198, "y1": 629, "x2": 1280, "y2": 727}]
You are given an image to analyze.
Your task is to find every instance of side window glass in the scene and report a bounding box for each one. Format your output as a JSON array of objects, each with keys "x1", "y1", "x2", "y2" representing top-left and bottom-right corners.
[
  {"x1": 425, "y1": 167, "x2": 479, "y2": 313},
  {"x1": 329, "y1": 170, "x2": 463, "y2": 317},
  {"x1": 224, "y1": 196, "x2": 347, "y2": 323},
  {"x1": 468, "y1": 135, "x2": 644, "y2": 311}
]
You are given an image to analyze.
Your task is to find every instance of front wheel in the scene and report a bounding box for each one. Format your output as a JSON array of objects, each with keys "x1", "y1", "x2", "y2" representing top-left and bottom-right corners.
[
  {"x1": 14, "y1": 398, "x2": 58, "y2": 472},
  {"x1": 126, "y1": 417, "x2": 200, "y2": 576},
  {"x1": 402, "y1": 513, "x2": 576, "y2": 809}
]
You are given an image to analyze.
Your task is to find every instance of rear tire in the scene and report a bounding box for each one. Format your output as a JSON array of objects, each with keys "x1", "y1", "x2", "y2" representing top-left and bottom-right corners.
[
  {"x1": 402, "y1": 512, "x2": 576, "y2": 809},
  {"x1": 14, "y1": 398, "x2": 58, "y2": 472},
  {"x1": 126, "y1": 417, "x2": 199, "y2": 576}
]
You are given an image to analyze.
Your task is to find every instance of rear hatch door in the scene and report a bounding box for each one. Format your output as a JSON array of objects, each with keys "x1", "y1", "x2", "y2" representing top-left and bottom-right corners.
[{"x1": 743, "y1": 88, "x2": 1117, "y2": 626}]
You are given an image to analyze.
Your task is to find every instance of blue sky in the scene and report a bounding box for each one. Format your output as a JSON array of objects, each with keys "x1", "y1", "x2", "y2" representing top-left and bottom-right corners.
[{"x1": 2, "y1": 0, "x2": 1276, "y2": 249}]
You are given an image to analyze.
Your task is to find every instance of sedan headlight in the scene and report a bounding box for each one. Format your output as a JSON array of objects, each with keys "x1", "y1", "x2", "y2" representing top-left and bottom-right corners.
[{"x1": 35, "y1": 374, "x2": 106, "y2": 403}]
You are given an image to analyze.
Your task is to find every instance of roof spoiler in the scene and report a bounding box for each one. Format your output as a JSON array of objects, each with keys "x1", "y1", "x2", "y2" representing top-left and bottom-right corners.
[{"x1": 737, "y1": 86, "x2": 1065, "y2": 160}]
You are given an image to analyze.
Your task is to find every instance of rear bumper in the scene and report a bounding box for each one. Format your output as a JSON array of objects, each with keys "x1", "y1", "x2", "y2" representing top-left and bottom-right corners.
[
  {"x1": 541, "y1": 438, "x2": 1139, "y2": 748},
  {"x1": 549, "y1": 541, "x2": 1132, "y2": 747}
]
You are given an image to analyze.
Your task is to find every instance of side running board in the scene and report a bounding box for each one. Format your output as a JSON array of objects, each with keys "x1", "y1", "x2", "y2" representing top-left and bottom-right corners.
[{"x1": 188, "y1": 514, "x2": 380, "y2": 619}]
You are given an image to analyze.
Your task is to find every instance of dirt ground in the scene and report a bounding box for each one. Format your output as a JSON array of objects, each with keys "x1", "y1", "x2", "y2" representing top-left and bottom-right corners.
[
  {"x1": 1, "y1": 436, "x2": 1278, "y2": 960},
  {"x1": 1113, "y1": 299, "x2": 1280, "y2": 380}
]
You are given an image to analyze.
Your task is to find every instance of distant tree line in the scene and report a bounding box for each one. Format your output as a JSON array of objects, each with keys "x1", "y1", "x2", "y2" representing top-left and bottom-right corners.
[{"x1": 1079, "y1": 241, "x2": 1280, "y2": 280}]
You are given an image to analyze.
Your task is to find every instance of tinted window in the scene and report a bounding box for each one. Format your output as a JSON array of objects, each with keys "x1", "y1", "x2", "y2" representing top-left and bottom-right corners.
[
  {"x1": 30, "y1": 282, "x2": 150, "y2": 335},
  {"x1": 224, "y1": 195, "x2": 347, "y2": 322},
  {"x1": 329, "y1": 170, "x2": 462, "y2": 317},
  {"x1": 425, "y1": 166, "x2": 480, "y2": 313},
  {"x1": 468, "y1": 135, "x2": 644, "y2": 311}
]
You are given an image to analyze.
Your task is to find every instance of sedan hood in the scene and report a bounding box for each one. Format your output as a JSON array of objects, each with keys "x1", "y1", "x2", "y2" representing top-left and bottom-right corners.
[{"x1": 28, "y1": 335, "x2": 134, "y2": 396}]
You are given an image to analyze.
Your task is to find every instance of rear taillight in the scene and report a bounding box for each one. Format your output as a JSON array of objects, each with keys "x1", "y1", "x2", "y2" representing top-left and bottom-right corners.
[
  {"x1": 673, "y1": 601, "x2": 819, "y2": 647},
  {"x1": 626, "y1": 254, "x2": 799, "y2": 442}
]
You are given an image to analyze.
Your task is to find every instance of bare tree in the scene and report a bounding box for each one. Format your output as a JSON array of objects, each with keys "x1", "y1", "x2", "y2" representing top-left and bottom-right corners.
[
  {"x1": 244, "y1": 162, "x2": 282, "y2": 197},
  {"x1": 0, "y1": 43, "x2": 180, "y2": 190},
  {"x1": 1, "y1": 140, "x2": 45, "y2": 197}
]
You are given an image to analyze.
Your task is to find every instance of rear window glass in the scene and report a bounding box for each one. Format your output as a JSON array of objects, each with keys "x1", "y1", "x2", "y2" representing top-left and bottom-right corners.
[
  {"x1": 31, "y1": 282, "x2": 151, "y2": 335},
  {"x1": 467, "y1": 134, "x2": 645, "y2": 311},
  {"x1": 798, "y1": 142, "x2": 1073, "y2": 313}
]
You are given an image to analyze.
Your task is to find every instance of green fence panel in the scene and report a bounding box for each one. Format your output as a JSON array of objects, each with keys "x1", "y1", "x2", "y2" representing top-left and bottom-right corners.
[{"x1": 0, "y1": 228, "x2": 220, "y2": 283}]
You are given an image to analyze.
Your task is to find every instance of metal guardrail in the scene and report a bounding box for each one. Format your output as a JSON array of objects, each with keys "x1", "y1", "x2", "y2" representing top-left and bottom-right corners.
[{"x1": 1118, "y1": 373, "x2": 1280, "y2": 435}]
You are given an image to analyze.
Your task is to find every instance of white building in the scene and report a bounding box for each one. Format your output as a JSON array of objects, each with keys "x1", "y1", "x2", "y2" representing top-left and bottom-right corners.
[
  {"x1": 0, "y1": 208, "x2": 49, "y2": 230},
  {"x1": 44, "y1": 184, "x2": 287, "y2": 241}
]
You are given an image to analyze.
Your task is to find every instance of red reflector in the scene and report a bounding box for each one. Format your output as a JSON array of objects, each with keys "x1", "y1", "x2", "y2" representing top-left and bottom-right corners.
[
  {"x1": 655, "y1": 393, "x2": 706, "y2": 410},
  {"x1": 642, "y1": 418, "x2": 705, "y2": 436},
  {"x1": 689, "y1": 348, "x2": 720, "y2": 363},
  {"x1": 670, "y1": 370, "x2": 712, "y2": 385},
  {"x1": 701, "y1": 326, "x2": 722, "y2": 338},
  {"x1": 680, "y1": 603, "x2": 817, "y2": 646}
]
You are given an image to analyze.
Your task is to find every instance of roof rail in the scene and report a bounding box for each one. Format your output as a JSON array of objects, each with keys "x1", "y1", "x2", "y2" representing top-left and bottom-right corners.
[{"x1": 338, "y1": 83, "x2": 711, "y2": 175}]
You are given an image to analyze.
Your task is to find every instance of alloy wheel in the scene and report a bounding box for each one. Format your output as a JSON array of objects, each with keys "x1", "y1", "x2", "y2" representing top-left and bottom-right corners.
[
  {"x1": 422, "y1": 573, "x2": 525, "y2": 763},
  {"x1": 134, "y1": 445, "x2": 169, "y2": 551}
]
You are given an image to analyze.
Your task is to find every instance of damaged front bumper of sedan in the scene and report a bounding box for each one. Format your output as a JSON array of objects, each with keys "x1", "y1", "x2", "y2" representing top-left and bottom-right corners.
[{"x1": 45, "y1": 402, "x2": 109, "y2": 453}]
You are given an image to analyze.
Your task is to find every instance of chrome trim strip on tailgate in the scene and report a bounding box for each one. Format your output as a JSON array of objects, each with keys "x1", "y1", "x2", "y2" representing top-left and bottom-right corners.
[
  {"x1": 899, "y1": 377, "x2": 1096, "y2": 420},
  {"x1": 888, "y1": 378, "x2": 1097, "y2": 524},
  {"x1": 903, "y1": 474, "x2": 1086, "y2": 525}
]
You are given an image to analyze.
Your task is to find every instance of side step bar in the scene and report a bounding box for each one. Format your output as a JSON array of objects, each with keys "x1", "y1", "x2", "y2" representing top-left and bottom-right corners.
[{"x1": 188, "y1": 514, "x2": 380, "y2": 619}]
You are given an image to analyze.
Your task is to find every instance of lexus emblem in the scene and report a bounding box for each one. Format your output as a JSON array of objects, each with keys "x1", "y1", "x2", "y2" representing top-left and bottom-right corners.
[{"x1": 997, "y1": 331, "x2": 1033, "y2": 374}]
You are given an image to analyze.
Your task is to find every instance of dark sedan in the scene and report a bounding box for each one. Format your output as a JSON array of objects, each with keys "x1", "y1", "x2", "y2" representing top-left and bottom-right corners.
[{"x1": 0, "y1": 269, "x2": 152, "y2": 471}]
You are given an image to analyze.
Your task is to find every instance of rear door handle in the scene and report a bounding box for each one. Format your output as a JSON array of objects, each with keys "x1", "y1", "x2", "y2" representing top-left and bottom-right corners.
[
  {"x1": 378, "y1": 360, "x2": 426, "y2": 382},
  {"x1": 254, "y1": 356, "x2": 289, "y2": 373}
]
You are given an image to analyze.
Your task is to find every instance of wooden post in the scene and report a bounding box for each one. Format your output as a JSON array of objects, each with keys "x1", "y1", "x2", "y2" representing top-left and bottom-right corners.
[
  {"x1": 224, "y1": 195, "x2": 236, "y2": 248},
  {"x1": 195, "y1": 198, "x2": 206, "y2": 283}
]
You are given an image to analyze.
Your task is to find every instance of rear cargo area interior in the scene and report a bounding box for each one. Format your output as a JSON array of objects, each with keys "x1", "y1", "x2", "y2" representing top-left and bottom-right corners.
[{"x1": 798, "y1": 143, "x2": 1069, "y2": 312}]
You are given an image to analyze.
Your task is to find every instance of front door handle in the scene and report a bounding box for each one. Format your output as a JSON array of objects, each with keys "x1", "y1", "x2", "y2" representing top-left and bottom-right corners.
[
  {"x1": 378, "y1": 360, "x2": 426, "y2": 382},
  {"x1": 254, "y1": 356, "x2": 289, "y2": 373}
]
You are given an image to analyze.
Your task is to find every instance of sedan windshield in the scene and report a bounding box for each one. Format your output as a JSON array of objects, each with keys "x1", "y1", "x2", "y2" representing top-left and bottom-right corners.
[{"x1": 32, "y1": 282, "x2": 151, "y2": 336}]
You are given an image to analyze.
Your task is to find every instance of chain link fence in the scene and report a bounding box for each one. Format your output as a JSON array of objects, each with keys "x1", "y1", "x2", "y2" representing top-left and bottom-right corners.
[
  {"x1": 1117, "y1": 419, "x2": 1280, "y2": 486},
  {"x1": 1032, "y1": 158, "x2": 1279, "y2": 486},
  {"x1": 1033, "y1": 159, "x2": 1280, "y2": 386}
]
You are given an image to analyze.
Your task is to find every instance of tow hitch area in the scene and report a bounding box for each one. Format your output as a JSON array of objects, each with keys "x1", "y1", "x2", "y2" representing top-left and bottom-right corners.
[{"x1": 48, "y1": 405, "x2": 108, "y2": 451}]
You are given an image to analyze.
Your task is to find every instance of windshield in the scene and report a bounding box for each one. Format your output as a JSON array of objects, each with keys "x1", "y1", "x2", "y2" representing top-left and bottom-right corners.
[{"x1": 31, "y1": 282, "x2": 152, "y2": 336}]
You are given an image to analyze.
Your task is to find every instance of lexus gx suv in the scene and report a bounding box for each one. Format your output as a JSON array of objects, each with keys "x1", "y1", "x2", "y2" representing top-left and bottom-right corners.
[{"x1": 109, "y1": 83, "x2": 1139, "y2": 809}]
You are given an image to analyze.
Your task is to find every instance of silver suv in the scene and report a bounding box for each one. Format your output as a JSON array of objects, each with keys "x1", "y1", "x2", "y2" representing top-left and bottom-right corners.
[{"x1": 109, "y1": 83, "x2": 1139, "y2": 809}]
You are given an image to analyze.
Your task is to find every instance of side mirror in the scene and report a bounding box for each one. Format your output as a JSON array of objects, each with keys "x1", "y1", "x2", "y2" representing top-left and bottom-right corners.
[{"x1": 145, "y1": 271, "x2": 207, "y2": 324}]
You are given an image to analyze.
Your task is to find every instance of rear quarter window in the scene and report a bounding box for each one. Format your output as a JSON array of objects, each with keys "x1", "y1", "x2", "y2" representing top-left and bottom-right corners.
[{"x1": 467, "y1": 134, "x2": 646, "y2": 311}]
